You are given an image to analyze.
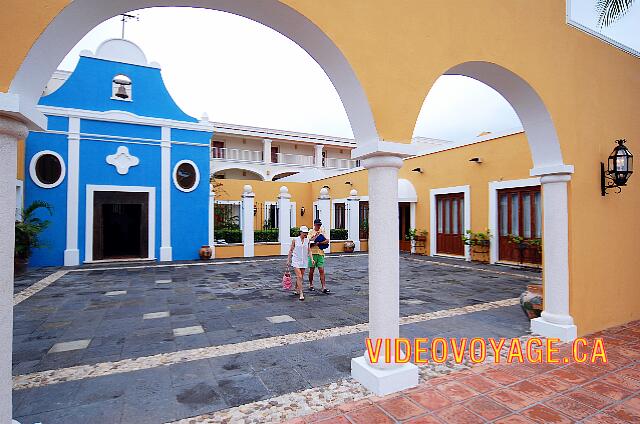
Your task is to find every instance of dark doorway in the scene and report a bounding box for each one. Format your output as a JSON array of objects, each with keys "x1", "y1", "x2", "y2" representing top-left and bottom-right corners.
[
  {"x1": 399, "y1": 202, "x2": 411, "y2": 252},
  {"x1": 498, "y1": 186, "x2": 542, "y2": 265},
  {"x1": 93, "y1": 191, "x2": 149, "y2": 260},
  {"x1": 435, "y1": 193, "x2": 465, "y2": 256}
]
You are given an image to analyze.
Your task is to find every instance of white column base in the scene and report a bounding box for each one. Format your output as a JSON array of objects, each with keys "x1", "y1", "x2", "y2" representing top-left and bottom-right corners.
[
  {"x1": 159, "y1": 247, "x2": 173, "y2": 262},
  {"x1": 63, "y1": 249, "x2": 80, "y2": 267},
  {"x1": 531, "y1": 317, "x2": 577, "y2": 342},
  {"x1": 351, "y1": 356, "x2": 419, "y2": 396}
]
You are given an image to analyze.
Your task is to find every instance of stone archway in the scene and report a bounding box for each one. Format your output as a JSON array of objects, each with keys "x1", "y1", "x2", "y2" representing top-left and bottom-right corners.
[
  {"x1": 420, "y1": 61, "x2": 577, "y2": 341},
  {"x1": 0, "y1": 2, "x2": 383, "y2": 420}
]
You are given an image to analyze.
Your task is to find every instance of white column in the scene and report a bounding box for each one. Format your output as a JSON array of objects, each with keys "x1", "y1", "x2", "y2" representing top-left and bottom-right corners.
[
  {"x1": 347, "y1": 189, "x2": 361, "y2": 251},
  {"x1": 278, "y1": 186, "x2": 292, "y2": 255},
  {"x1": 0, "y1": 116, "x2": 28, "y2": 424},
  {"x1": 531, "y1": 173, "x2": 577, "y2": 341},
  {"x1": 208, "y1": 185, "x2": 216, "y2": 259},
  {"x1": 351, "y1": 154, "x2": 418, "y2": 395},
  {"x1": 242, "y1": 185, "x2": 255, "y2": 257},
  {"x1": 159, "y1": 127, "x2": 172, "y2": 261},
  {"x1": 317, "y1": 187, "x2": 331, "y2": 253},
  {"x1": 64, "y1": 116, "x2": 80, "y2": 266},
  {"x1": 315, "y1": 144, "x2": 324, "y2": 167},
  {"x1": 263, "y1": 139, "x2": 272, "y2": 164}
]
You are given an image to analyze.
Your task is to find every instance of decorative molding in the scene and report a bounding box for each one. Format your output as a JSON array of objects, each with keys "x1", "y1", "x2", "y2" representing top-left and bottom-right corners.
[
  {"x1": 172, "y1": 159, "x2": 200, "y2": 193},
  {"x1": 65, "y1": 116, "x2": 81, "y2": 266},
  {"x1": 29, "y1": 150, "x2": 66, "y2": 189},
  {"x1": 106, "y1": 146, "x2": 139, "y2": 175}
]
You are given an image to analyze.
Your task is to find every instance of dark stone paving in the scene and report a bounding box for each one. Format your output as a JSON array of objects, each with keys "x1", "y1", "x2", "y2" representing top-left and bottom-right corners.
[{"x1": 12, "y1": 254, "x2": 539, "y2": 423}]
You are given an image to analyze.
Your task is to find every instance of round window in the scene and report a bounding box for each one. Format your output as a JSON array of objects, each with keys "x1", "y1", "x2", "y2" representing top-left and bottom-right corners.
[
  {"x1": 30, "y1": 151, "x2": 66, "y2": 188},
  {"x1": 173, "y1": 160, "x2": 200, "y2": 192}
]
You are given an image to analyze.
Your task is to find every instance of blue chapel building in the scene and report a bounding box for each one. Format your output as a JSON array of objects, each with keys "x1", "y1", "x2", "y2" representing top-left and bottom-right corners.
[{"x1": 24, "y1": 39, "x2": 214, "y2": 266}]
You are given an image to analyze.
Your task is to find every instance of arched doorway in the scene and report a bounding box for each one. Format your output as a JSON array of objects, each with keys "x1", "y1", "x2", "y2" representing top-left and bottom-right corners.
[
  {"x1": 414, "y1": 61, "x2": 576, "y2": 342},
  {"x1": 213, "y1": 167, "x2": 265, "y2": 181}
]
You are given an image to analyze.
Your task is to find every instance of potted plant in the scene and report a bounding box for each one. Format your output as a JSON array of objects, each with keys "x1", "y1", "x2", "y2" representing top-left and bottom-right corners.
[
  {"x1": 520, "y1": 283, "x2": 543, "y2": 319},
  {"x1": 14, "y1": 201, "x2": 53, "y2": 275},
  {"x1": 461, "y1": 229, "x2": 491, "y2": 263},
  {"x1": 508, "y1": 235, "x2": 542, "y2": 265}
]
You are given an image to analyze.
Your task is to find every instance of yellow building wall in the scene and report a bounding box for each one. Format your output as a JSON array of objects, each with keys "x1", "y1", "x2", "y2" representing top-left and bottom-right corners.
[
  {"x1": 254, "y1": 243, "x2": 281, "y2": 257},
  {"x1": 2, "y1": 1, "x2": 640, "y2": 336},
  {"x1": 215, "y1": 245, "x2": 244, "y2": 259},
  {"x1": 16, "y1": 138, "x2": 25, "y2": 180}
]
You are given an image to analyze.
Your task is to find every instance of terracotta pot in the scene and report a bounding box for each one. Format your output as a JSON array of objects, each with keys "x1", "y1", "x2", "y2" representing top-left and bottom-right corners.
[
  {"x1": 199, "y1": 245, "x2": 212, "y2": 260},
  {"x1": 519, "y1": 283, "x2": 543, "y2": 319},
  {"x1": 14, "y1": 257, "x2": 28, "y2": 276},
  {"x1": 343, "y1": 240, "x2": 355, "y2": 253}
]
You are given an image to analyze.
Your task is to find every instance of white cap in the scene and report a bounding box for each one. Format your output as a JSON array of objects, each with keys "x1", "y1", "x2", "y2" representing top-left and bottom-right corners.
[{"x1": 299, "y1": 226, "x2": 310, "y2": 233}]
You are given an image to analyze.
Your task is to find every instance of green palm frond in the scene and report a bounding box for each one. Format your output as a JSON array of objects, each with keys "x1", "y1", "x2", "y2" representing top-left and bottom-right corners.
[{"x1": 596, "y1": 0, "x2": 636, "y2": 28}]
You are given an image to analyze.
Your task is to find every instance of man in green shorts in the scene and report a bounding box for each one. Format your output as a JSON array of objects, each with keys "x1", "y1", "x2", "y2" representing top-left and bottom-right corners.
[{"x1": 308, "y1": 218, "x2": 330, "y2": 293}]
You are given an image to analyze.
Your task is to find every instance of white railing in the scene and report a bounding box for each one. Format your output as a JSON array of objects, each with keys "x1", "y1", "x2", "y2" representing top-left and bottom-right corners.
[
  {"x1": 325, "y1": 157, "x2": 360, "y2": 170},
  {"x1": 212, "y1": 147, "x2": 262, "y2": 162},
  {"x1": 274, "y1": 152, "x2": 315, "y2": 166}
]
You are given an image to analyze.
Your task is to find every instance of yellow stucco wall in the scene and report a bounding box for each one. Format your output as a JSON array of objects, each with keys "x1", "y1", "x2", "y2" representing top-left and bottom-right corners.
[
  {"x1": 215, "y1": 244, "x2": 244, "y2": 259},
  {"x1": 255, "y1": 243, "x2": 282, "y2": 257},
  {"x1": 3, "y1": 1, "x2": 640, "y2": 336},
  {"x1": 16, "y1": 139, "x2": 25, "y2": 180}
]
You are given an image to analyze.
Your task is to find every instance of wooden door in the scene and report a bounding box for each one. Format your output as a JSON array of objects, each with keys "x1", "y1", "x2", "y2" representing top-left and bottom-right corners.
[
  {"x1": 436, "y1": 193, "x2": 465, "y2": 256},
  {"x1": 399, "y1": 202, "x2": 411, "y2": 252},
  {"x1": 498, "y1": 186, "x2": 542, "y2": 264},
  {"x1": 271, "y1": 146, "x2": 279, "y2": 163}
]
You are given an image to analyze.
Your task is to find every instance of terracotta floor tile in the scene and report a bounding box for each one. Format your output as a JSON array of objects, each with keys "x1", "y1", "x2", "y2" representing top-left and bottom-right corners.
[
  {"x1": 617, "y1": 367, "x2": 640, "y2": 382},
  {"x1": 511, "y1": 380, "x2": 556, "y2": 399},
  {"x1": 522, "y1": 362, "x2": 556, "y2": 374},
  {"x1": 494, "y1": 414, "x2": 535, "y2": 423},
  {"x1": 314, "y1": 417, "x2": 351, "y2": 424},
  {"x1": 528, "y1": 374, "x2": 573, "y2": 392},
  {"x1": 520, "y1": 404, "x2": 572, "y2": 424},
  {"x1": 461, "y1": 374, "x2": 500, "y2": 393},
  {"x1": 304, "y1": 409, "x2": 342, "y2": 422},
  {"x1": 482, "y1": 368, "x2": 521, "y2": 385},
  {"x1": 488, "y1": 388, "x2": 537, "y2": 411},
  {"x1": 408, "y1": 388, "x2": 452, "y2": 411},
  {"x1": 435, "y1": 381, "x2": 478, "y2": 402},
  {"x1": 501, "y1": 364, "x2": 537, "y2": 379},
  {"x1": 605, "y1": 402, "x2": 640, "y2": 422},
  {"x1": 337, "y1": 399, "x2": 373, "y2": 413},
  {"x1": 284, "y1": 418, "x2": 307, "y2": 424},
  {"x1": 377, "y1": 396, "x2": 425, "y2": 420},
  {"x1": 545, "y1": 368, "x2": 591, "y2": 385},
  {"x1": 619, "y1": 395, "x2": 640, "y2": 413},
  {"x1": 544, "y1": 396, "x2": 598, "y2": 420},
  {"x1": 346, "y1": 405, "x2": 394, "y2": 424},
  {"x1": 582, "y1": 413, "x2": 628, "y2": 424},
  {"x1": 584, "y1": 380, "x2": 632, "y2": 401},
  {"x1": 600, "y1": 373, "x2": 640, "y2": 391},
  {"x1": 463, "y1": 396, "x2": 510, "y2": 420},
  {"x1": 435, "y1": 404, "x2": 484, "y2": 424},
  {"x1": 565, "y1": 388, "x2": 615, "y2": 409},
  {"x1": 403, "y1": 414, "x2": 444, "y2": 424},
  {"x1": 426, "y1": 374, "x2": 457, "y2": 386},
  {"x1": 565, "y1": 363, "x2": 608, "y2": 379}
]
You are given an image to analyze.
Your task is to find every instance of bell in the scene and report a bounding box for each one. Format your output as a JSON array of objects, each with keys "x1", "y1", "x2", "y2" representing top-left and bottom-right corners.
[{"x1": 115, "y1": 84, "x2": 129, "y2": 99}]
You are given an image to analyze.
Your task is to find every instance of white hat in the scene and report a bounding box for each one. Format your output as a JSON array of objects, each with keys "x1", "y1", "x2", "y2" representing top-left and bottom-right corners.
[{"x1": 299, "y1": 226, "x2": 310, "y2": 233}]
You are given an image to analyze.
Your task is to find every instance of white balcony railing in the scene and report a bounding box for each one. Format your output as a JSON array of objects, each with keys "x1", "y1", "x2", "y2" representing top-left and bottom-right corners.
[
  {"x1": 274, "y1": 152, "x2": 315, "y2": 167},
  {"x1": 212, "y1": 147, "x2": 262, "y2": 162},
  {"x1": 325, "y1": 157, "x2": 359, "y2": 170}
]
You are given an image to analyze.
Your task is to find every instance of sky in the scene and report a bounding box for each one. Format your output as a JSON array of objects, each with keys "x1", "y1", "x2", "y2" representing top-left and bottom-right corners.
[{"x1": 57, "y1": 4, "x2": 637, "y2": 141}]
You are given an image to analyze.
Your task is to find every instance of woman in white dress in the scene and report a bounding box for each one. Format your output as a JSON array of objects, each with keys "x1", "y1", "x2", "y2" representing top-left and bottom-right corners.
[{"x1": 287, "y1": 226, "x2": 315, "y2": 301}]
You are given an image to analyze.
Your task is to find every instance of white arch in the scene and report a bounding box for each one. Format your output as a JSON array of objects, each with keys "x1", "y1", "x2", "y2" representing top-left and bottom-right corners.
[
  {"x1": 398, "y1": 178, "x2": 417, "y2": 203},
  {"x1": 8, "y1": 0, "x2": 378, "y2": 144},
  {"x1": 213, "y1": 165, "x2": 266, "y2": 181},
  {"x1": 443, "y1": 61, "x2": 571, "y2": 173}
]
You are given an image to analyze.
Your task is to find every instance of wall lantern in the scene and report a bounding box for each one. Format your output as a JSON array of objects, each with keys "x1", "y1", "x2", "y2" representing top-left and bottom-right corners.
[
  {"x1": 601, "y1": 139, "x2": 633, "y2": 196},
  {"x1": 300, "y1": 206, "x2": 306, "y2": 216},
  {"x1": 411, "y1": 167, "x2": 423, "y2": 174}
]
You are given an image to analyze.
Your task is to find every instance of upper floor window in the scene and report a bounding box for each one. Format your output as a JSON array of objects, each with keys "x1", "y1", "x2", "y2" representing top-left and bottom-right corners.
[
  {"x1": 29, "y1": 150, "x2": 66, "y2": 189},
  {"x1": 112, "y1": 74, "x2": 132, "y2": 101}
]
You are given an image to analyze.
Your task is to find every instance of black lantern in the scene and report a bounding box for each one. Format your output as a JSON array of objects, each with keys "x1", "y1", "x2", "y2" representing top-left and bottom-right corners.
[
  {"x1": 601, "y1": 139, "x2": 633, "y2": 196},
  {"x1": 300, "y1": 206, "x2": 305, "y2": 216}
]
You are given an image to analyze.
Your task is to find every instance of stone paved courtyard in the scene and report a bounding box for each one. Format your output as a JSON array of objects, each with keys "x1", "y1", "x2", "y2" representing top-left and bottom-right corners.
[{"x1": 12, "y1": 253, "x2": 542, "y2": 423}]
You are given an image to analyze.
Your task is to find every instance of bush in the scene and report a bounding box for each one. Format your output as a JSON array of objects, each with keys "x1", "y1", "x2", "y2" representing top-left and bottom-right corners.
[
  {"x1": 290, "y1": 227, "x2": 300, "y2": 237},
  {"x1": 330, "y1": 228, "x2": 348, "y2": 241},
  {"x1": 214, "y1": 229, "x2": 242, "y2": 244},
  {"x1": 255, "y1": 229, "x2": 279, "y2": 243}
]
